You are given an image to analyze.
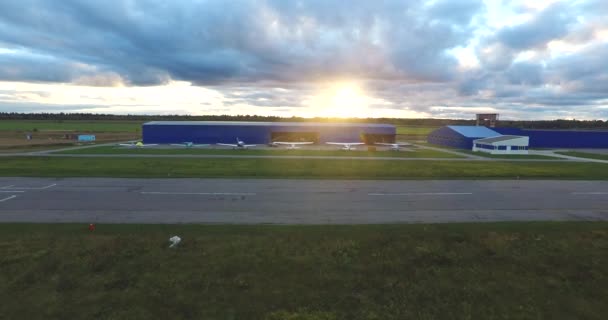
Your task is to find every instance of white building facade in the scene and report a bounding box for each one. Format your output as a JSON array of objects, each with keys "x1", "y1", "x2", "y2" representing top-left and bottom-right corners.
[{"x1": 472, "y1": 135, "x2": 530, "y2": 155}]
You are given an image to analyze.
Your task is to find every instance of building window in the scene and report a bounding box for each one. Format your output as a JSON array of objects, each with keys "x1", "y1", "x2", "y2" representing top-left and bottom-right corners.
[{"x1": 510, "y1": 146, "x2": 528, "y2": 150}]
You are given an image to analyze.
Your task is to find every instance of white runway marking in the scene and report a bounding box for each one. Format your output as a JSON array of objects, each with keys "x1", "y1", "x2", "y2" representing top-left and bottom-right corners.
[
  {"x1": 368, "y1": 192, "x2": 473, "y2": 196},
  {"x1": 141, "y1": 191, "x2": 256, "y2": 196},
  {"x1": 0, "y1": 185, "x2": 13, "y2": 189},
  {"x1": 0, "y1": 191, "x2": 25, "y2": 193},
  {"x1": 571, "y1": 192, "x2": 608, "y2": 195},
  {"x1": 0, "y1": 195, "x2": 17, "y2": 202},
  {"x1": 4, "y1": 183, "x2": 57, "y2": 190}
]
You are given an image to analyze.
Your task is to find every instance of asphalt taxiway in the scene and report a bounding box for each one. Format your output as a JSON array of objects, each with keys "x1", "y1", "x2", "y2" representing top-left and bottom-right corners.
[{"x1": 1, "y1": 178, "x2": 607, "y2": 224}]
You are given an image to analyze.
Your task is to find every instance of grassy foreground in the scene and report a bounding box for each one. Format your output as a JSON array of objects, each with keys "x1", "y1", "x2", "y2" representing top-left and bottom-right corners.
[
  {"x1": 1, "y1": 223, "x2": 607, "y2": 319},
  {"x1": 57, "y1": 145, "x2": 460, "y2": 158},
  {"x1": 1, "y1": 156, "x2": 608, "y2": 179}
]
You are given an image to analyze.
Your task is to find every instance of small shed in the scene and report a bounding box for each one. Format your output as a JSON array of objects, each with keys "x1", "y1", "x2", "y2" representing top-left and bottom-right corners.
[
  {"x1": 78, "y1": 135, "x2": 96, "y2": 142},
  {"x1": 472, "y1": 135, "x2": 529, "y2": 154}
]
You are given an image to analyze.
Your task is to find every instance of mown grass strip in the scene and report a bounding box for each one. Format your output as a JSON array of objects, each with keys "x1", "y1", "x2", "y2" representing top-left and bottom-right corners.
[
  {"x1": 556, "y1": 151, "x2": 608, "y2": 161},
  {"x1": 0, "y1": 222, "x2": 606, "y2": 320},
  {"x1": 1, "y1": 156, "x2": 607, "y2": 179},
  {"x1": 56, "y1": 145, "x2": 460, "y2": 158}
]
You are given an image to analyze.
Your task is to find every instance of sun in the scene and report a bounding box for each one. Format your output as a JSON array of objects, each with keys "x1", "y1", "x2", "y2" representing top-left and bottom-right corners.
[{"x1": 317, "y1": 82, "x2": 370, "y2": 118}]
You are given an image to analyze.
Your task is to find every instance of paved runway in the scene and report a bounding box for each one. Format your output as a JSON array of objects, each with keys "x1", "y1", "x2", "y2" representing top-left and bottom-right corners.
[{"x1": 1, "y1": 178, "x2": 607, "y2": 224}]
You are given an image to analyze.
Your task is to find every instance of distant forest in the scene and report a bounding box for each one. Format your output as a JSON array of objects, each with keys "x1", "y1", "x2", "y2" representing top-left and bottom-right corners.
[{"x1": 1, "y1": 112, "x2": 607, "y2": 130}]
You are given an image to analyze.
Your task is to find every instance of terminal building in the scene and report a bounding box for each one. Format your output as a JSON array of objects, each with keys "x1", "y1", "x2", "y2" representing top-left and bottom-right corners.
[
  {"x1": 428, "y1": 125, "x2": 608, "y2": 150},
  {"x1": 142, "y1": 121, "x2": 396, "y2": 145},
  {"x1": 472, "y1": 135, "x2": 529, "y2": 154},
  {"x1": 427, "y1": 125, "x2": 501, "y2": 149}
]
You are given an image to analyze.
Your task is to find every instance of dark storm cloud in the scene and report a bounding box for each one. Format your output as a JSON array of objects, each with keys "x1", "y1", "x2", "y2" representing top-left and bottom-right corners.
[
  {"x1": 505, "y1": 62, "x2": 543, "y2": 86},
  {"x1": 547, "y1": 43, "x2": 608, "y2": 84},
  {"x1": 463, "y1": 0, "x2": 608, "y2": 116},
  {"x1": 0, "y1": 0, "x2": 607, "y2": 119},
  {"x1": 475, "y1": 2, "x2": 582, "y2": 72},
  {"x1": 496, "y1": 2, "x2": 576, "y2": 50},
  {"x1": 427, "y1": 0, "x2": 484, "y2": 25},
  {"x1": 0, "y1": 52, "x2": 75, "y2": 83},
  {"x1": 0, "y1": 0, "x2": 485, "y2": 85}
]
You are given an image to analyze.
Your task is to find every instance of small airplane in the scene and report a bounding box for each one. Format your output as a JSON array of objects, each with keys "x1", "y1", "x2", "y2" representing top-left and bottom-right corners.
[
  {"x1": 272, "y1": 141, "x2": 314, "y2": 149},
  {"x1": 326, "y1": 142, "x2": 365, "y2": 150},
  {"x1": 217, "y1": 138, "x2": 257, "y2": 149},
  {"x1": 171, "y1": 142, "x2": 209, "y2": 148},
  {"x1": 118, "y1": 141, "x2": 158, "y2": 148},
  {"x1": 375, "y1": 142, "x2": 413, "y2": 151}
]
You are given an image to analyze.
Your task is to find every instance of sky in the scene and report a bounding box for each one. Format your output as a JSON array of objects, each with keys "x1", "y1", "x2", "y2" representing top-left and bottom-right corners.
[{"x1": 1, "y1": 0, "x2": 607, "y2": 120}]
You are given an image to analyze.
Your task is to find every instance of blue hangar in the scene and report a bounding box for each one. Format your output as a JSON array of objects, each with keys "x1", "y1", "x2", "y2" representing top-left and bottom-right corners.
[
  {"x1": 143, "y1": 121, "x2": 396, "y2": 144},
  {"x1": 428, "y1": 125, "x2": 608, "y2": 149},
  {"x1": 427, "y1": 126, "x2": 501, "y2": 149}
]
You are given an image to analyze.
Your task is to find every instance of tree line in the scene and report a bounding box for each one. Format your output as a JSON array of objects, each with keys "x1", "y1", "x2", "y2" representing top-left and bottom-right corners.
[{"x1": 1, "y1": 112, "x2": 607, "y2": 129}]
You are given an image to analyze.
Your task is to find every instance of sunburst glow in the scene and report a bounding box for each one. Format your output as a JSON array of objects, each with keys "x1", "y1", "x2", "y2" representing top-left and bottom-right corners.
[{"x1": 304, "y1": 82, "x2": 372, "y2": 118}]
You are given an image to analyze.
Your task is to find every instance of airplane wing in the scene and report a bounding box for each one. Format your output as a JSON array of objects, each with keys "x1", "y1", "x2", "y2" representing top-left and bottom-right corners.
[
  {"x1": 326, "y1": 142, "x2": 364, "y2": 145},
  {"x1": 170, "y1": 144, "x2": 185, "y2": 147},
  {"x1": 141, "y1": 144, "x2": 158, "y2": 147},
  {"x1": 192, "y1": 144, "x2": 209, "y2": 147},
  {"x1": 376, "y1": 142, "x2": 412, "y2": 146},
  {"x1": 217, "y1": 143, "x2": 237, "y2": 147},
  {"x1": 119, "y1": 143, "x2": 134, "y2": 147},
  {"x1": 243, "y1": 144, "x2": 257, "y2": 147},
  {"x1": 274, "y1": 141, "x2": 313, "y2": 145}
]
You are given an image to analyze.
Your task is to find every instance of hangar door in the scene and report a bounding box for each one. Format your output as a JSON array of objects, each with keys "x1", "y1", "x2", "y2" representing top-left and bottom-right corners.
[
  {"x1": 271, "y1": 132, "x2": 320, "y2": 143},
  {"x1": 362, "y1": 133, "x2": 396, "y2": 144}
]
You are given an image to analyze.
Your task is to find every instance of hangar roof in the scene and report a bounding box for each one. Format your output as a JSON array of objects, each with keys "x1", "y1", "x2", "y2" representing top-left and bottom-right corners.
[
  {"x1": 474, "y1": 135, "x2": 528, "y2": 144},
  {"x1": 447, "y1": 125, "x2": 499, "y2": 138},
  {"x1": 144, "y1": 121, "x2": 395, "y2": 128}
]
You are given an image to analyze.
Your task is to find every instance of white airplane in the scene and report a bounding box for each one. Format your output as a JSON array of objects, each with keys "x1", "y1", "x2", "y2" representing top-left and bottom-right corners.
[
  {"x1": 171, "y1": 142, "x2": 209, "y2": 148},
  {"x1": 118, "y1": 141, "x2": 158, "y2": 148},
  {"x1": 375, "y1": 142, "x2": 413, "y2": 151},
  {"x1": 326, "y1": 142, "x2": 365, "y2": 150},
  {"x1": 272, "y1": 141, "x2": 314, "y2": 149},
  {"x1": 217, "y1": 138, "x2": 257, "y2": 149}
]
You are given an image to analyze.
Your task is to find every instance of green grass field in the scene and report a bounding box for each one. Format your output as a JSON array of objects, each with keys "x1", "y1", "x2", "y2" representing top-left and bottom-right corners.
[
  {"x1": 556, "y1": 151, "x2": 608, "y2": 161},
  {"x1": 56, "y1": 145, "x2": 460, "y2": 158},
  {"x1": 395, "y1": 126, "x2": 438, "y2": 135},
  {"x1": 1, "y1": 222, "x2": 606, "y2": 319},
  {"x1": 0, "y1": 144, "x2": 77, "y2": 153},
  {"x1": 1, "y1": 156, "x2": 607, "y2": 179},
  {"x1": 0, "y1": 120, "x2": 143, "y2": 132}
]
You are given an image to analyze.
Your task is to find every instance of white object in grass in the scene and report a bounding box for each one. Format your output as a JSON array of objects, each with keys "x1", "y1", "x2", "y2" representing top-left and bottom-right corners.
[{"x1": 169, "y1": 235, "x2": 181, "y2": 248}]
